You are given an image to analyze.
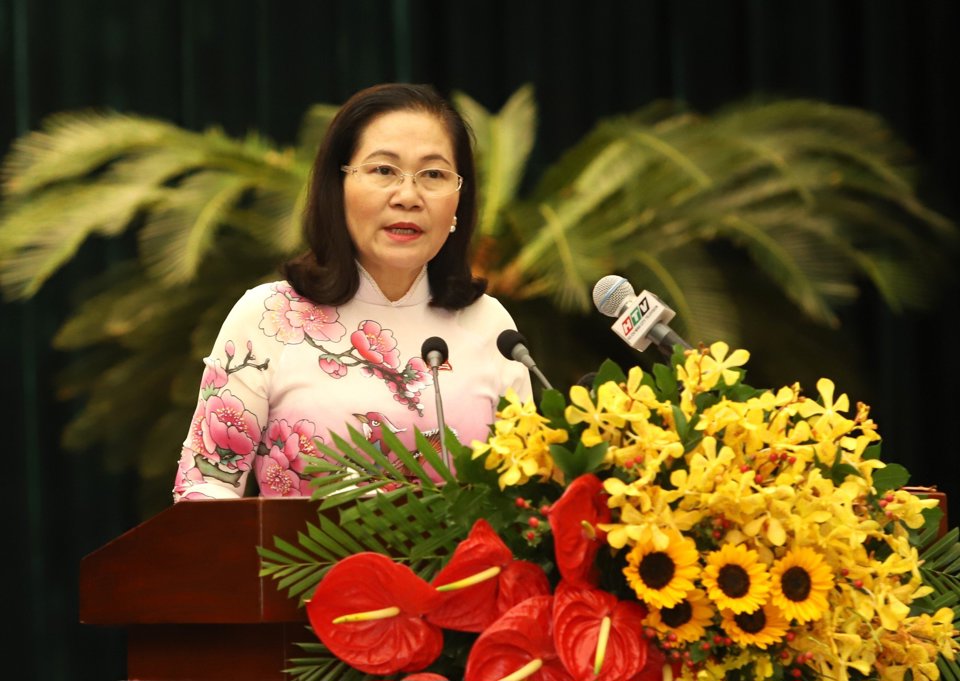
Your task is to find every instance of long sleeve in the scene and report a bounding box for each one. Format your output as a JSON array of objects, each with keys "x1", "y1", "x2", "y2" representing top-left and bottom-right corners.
[{"x1": 173, "y1": 288, "x2": 272, "y2": 501}]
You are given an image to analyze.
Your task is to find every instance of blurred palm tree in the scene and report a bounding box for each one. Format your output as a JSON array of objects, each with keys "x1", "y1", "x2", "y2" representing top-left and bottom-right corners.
[{"x1": 1, "y1": 86, "x2": 954, "y2": 511}]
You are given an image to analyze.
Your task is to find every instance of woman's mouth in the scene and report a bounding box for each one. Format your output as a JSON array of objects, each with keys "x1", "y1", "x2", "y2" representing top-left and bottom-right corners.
[{"x1": 386, "y1": 222, "x2": 422, "y2": 237}]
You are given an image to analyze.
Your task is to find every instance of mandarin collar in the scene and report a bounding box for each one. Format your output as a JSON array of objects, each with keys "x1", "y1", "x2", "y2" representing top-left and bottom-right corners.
[{"x1": 354, "y1": 263, "x2": 431, "y2": 307}]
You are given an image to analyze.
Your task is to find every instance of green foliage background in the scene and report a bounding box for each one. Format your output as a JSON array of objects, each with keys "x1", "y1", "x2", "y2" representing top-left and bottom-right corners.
[{"x1": 2, "y1": 2, "x2": 959, "y2": 679}]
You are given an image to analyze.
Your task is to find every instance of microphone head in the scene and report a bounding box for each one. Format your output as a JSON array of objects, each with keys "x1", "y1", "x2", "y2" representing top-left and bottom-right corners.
[
  {"x1": 496, "y1": 329, "x2": 527, "y2": 360},
  {"x1": 592, "y1": 275, "x2": 636, "y2": 317},
  {"x1": 421, "y1": 336, "x2": 449, "y2": 364}
]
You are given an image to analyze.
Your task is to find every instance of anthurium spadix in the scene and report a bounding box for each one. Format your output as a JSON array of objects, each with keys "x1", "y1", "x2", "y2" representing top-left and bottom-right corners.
[
  {"x1": 428, "y1": 518, "x2": 550, "y2": 632},
  {"x1": 306, "y1": 552, "x2": 443, "y2": 675},
  {"x1": 552, "y1": 584, "x2": 648, "y2": 680}
]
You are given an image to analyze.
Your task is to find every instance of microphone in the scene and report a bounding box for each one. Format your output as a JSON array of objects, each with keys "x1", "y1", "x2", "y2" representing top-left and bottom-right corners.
[
  {"x1": 592, "y1": 275, "x2": 692, "y2": 356},
  {"x1": 420, "y1": 337, "x2": 451, "y2": 468},
  {"x1": 496, "y1": 329, "x2": 554, "y2": 391}
]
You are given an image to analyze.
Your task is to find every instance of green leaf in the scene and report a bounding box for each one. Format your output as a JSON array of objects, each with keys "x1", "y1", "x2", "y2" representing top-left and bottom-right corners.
[
  {"x1": 539, "y1": 388, "x2": 567, "y2": 421},
  {"x1": 593, "y1": 358, "x2": 627, "y2": 388},
  {"x1": 549, "y1": 439, "x2": 608, "y2": 481},
  {"x1": 416, "y1": 428, "x2": 457, "y2": 485},
  {"x1": 653, "y1": 363, "x2": 679, "y2": 401},
  {"x1": 873, "y1": 463, "x2": 911, "y2": 494}
]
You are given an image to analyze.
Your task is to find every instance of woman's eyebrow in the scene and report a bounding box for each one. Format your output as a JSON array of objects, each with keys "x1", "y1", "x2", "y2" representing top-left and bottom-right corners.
[{"x1": 360, "y1": 149, "x2": 453, "y2": 166}]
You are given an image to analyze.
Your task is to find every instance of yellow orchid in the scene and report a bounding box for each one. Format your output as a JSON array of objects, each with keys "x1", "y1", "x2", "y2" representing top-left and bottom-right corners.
[
  {"x1": 463, "y1": 343, "x2": 960, "y2": 681},
  {"x1": 700, "y1": 341, "x2": 750, "y2": 388},
  {"x1": 564, "y1": 382, "x2": 630, "y2": 446}
]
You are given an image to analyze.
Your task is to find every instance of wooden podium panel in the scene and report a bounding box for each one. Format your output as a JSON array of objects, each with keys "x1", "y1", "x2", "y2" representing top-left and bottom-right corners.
[{"x1": 80, "y1": 498, "x2": 317, "y2": 680}]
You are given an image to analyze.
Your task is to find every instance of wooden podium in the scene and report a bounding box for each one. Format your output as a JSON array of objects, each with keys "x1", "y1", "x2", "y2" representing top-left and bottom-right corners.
[{"x1": 80, "y1": 498, "x2": 317, "y2": 681}]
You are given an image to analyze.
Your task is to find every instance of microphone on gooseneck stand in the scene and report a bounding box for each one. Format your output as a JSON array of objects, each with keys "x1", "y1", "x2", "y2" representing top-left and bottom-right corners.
[
  {"x1": 496, "y1": 329, "x2": 554, "y2": 391},
  {"x1": 421, "y1": 336, "x2": 451, "y2": 468},
  {"x1": 592, "y1": 275, "x2": 692, "y2": 357}
]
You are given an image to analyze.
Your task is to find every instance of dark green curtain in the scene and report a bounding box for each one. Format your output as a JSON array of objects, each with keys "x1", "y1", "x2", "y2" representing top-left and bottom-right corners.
[{"x1": 2, "y1": 1, "x2": 957, "y2": 677}]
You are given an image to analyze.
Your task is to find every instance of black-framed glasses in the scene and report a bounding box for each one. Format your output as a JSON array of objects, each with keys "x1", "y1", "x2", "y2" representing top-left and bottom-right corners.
[{"x1": 340, "y1": 163, "x2": 463, "y2": 197}]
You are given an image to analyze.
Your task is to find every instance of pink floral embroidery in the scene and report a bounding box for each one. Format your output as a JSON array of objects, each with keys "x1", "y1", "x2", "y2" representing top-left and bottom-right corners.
[
  {"x1": 255, "y1": 446, "x2": 306, "y2": 497},
  {"x1": 256, "y1": 418, "x2": 322, "y2": 496},
  {"x1": 263, "y1": 419, "x2": 321, "y2": 474},
  {"x1": 200, "y1": 359, "x2": 229, "y2": 397},
  {"x1": 260, "y1": 283, "x2": 346, "y2": 345},
  {"x1": 319, "y1": 357, "x2": 348, "y2": 378},
  {"x1": 351, "y1": 320, "x2": 401, "y2": 368},
  {"x1": 195, "y1": 389, "x2": 261, "y2": 469},
  {"x1": 402, "y1": 357, "x2": 431, "y2": 394},
  {"x1": 173, "y1": 448, "x2": 205, "y2": 496}
]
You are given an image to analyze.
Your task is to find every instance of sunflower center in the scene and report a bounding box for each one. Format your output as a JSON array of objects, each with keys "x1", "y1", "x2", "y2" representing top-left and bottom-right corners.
[
  {"x1": 660, "y1": 600, "x2": 693, "y2": 628},
  {"x1": 717, "y1": 564, "x2": 751, "y2": 598},
  {"x1": 734, "y1": 608, "x2": 767, "y2": 634},
  {"x1": 639, "y1": 552, "x2": 676, "y2": 589},
  {"x1": 781, "y1": 566, "x2": 812, "y2": 601}
]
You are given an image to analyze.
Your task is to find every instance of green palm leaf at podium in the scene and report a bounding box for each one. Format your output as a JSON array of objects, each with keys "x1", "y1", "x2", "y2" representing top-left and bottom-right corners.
[{"x1": 0, "y1": 86, "x2": 955, "y2": 510}]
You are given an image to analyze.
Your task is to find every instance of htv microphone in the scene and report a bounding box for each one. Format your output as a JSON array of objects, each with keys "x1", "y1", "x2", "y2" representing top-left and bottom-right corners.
[
  {"x1": 496, "y1": 329, "x2": 554, "y2": 391},
  {"x1": 592, "y1": 275, "x2": 692, "y2": 356},
  {"x1": 421, "y1": 336, "x2": 451, "y2": 467}
]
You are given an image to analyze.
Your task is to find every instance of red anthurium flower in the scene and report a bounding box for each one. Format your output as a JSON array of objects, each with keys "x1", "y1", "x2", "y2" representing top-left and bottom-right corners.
[
  {"x1": 428, "y1": 518, "x2": 550, "y2": 632},
  {"x1": 464, "y1": 595, "x2": 573, "y2": 681},
  {"x1": 402, "y1": 675, "x2": 449, "y2": 680},
  {"x1": 547, "y1": 474, "x2": 611, "y2": 588},
  {"x1": 629, "y1": 642, "x2": 670, "y2": 681},
  {"x1": 306, "y1": 552, "x2": 443, "y2": 675},
  {"x1": 552, "y1": 584, "x2": 648, "y2": 680}
]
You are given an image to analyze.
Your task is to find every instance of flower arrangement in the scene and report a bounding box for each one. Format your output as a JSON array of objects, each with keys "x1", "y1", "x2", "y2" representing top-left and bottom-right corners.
[{"x1": 260, "y1": 343, "x2": 960, "y2": 681}]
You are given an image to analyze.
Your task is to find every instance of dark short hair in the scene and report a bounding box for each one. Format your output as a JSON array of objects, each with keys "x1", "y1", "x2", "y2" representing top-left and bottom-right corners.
[{"x1": 282, "y1": 83, "x2": 485, "y2": 310}]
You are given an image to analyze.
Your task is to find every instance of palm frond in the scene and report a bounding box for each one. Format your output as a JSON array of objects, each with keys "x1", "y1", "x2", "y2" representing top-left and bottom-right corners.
[
  {"x1": 284, "y1": 638, "x2": 373, "y2": 681},
  {"x1": 137, "y1": 172, "x2": 253, "y2": 285},
  {"x1": 454, "y1": 85, "x2": 537, "y2": 238},
  {"x1": 0, "y1": 183, "x2": 163, "y2": 298},
  {"x1": 1, "y1": 111, "x2": 187, "y2": 195},
  {"x1": 295, "y1": 104, "x2": 340, "y2": 161}
]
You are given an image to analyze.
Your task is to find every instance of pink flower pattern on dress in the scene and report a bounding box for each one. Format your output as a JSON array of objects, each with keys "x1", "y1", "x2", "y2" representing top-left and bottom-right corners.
[
  {"x1": 260, "y1": 283, "x2": 346, "y2": 345},
  {"x1": 196, "y1": 389, "x2": 262, "y2": 469},
  {"x1": 263, "y1": 419, "x2": 321, "y2": 474},
  {"x1": 319, "y1": 357, "x2": 348, "y2": 378},
  {"x1": 351, "y1": 320, "x2": 401, "y2": 368},
  {"x1": 173, "y1": 448, "x2": 206, "y2": 496},
  {"x1": 179, "y1": 280, "x2": 469, "y2": 501},
  {"x1": 256, "y1": 418, "x2": 323, "y2": 496},
  {"x1": 199, "y1": 359, "x2": 229, "y2": 397},
  {"x1": 402, "y1": 357, "x2": 431, "y2": 394}
]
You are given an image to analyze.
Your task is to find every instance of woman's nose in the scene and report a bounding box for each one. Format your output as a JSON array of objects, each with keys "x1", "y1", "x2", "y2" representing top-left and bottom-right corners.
[{"x1": 389, "y1": 176, "x2": 423, "y2": 208}]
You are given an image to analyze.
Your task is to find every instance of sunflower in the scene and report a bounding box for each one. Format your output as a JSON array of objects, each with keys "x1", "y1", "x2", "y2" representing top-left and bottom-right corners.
[
  {"x1": 701, "y1": 543, "x2": 771, "y2": 614},
  {"x1": 645, "y1": 588, "x2": 715, "y2": 643},
  {"x1": 720, "y1": 602, "x2": 790, "y2": 649},
  {"x1": 623, "y1": 529, "x2": 700, "y2": 609},
  {"x1": 770, "y1": 547, "x2": 833, "y2": 623}
]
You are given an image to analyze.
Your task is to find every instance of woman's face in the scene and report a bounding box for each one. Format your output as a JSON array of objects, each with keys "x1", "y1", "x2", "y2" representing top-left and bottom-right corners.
[{"x1": 343, "y1": 109, "x2": 460, "y2": 300}]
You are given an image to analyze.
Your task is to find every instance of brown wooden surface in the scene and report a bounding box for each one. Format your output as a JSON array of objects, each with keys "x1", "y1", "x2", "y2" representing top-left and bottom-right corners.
[
  {"x1": 80, "y1": 497, "x2": 315, "y2": 625},
  {"x1": 80, "y1": 498, "x2": 318, "y2": 680},
  {"x1": 126, "y1": 623, "x2": 306, "y2": 681}
]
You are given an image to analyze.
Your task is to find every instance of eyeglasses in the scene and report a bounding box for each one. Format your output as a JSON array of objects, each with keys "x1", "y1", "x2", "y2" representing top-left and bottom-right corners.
[{"x1": 340, "y1": 163, "x2": 463, "y2": 197}]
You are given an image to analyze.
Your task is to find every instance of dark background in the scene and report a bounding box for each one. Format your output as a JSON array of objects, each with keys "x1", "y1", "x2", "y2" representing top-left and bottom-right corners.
[{"x1": 2, "y1": 1, "x2": 958, "y2": 678}]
